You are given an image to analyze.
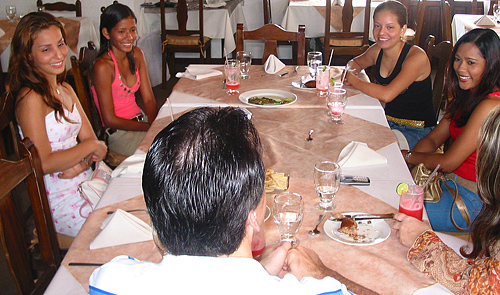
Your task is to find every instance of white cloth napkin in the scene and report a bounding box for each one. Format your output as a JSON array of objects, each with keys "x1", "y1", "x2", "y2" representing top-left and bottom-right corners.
[
  {"x1": 111, "y1": 151, "x2": 146, "y2": 178},
  {"x1": 0, "y1": 28, "x2": 5, "y2": 39},
  {"x1": 90, "y1": 209, "x2": 152, "y2": 249},
  {"x1": 474, "y1": 15, "x2": 496, "y2": 27},
  {"x1": 264, "y1": 54, "x2": 286, "y2": 74},
  {"x1": 337, "y1": 141, "x2": 387, "y2": 168},
  {"x1": 176, "y1": 65, "x2": 223, "y2": 80},
  {"x1": 301, "y1": 74, "x2": 315, "y2": 84}
]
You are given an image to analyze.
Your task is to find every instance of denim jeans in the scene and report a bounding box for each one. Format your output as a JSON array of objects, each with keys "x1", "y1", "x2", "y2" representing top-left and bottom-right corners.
[
  {"x1": 424, "y1": 176, "x2": 481, "y2": 232},
  {"x1": 388, "y1": 121, "x2": 434, "y2": 150}
]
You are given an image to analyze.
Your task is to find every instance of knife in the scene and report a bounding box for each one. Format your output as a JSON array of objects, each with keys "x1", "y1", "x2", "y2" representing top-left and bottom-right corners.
[{"x1": 329, "y1": 213, "x2": 394, "y2": 222}]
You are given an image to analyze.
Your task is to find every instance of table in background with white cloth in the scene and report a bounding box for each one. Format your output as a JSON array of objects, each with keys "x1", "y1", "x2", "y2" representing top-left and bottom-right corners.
[
  {"x1": 0, "y1": 16, "x2": 98, "y2": 72},
  {"x1": 451, "y1": 13, "x2": 500, "y2": 44}
]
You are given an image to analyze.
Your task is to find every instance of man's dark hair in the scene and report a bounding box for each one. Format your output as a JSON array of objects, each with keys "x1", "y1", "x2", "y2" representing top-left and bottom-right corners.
[{"x1": 143, "y1": 107, "x2": 265, "y2": 256}]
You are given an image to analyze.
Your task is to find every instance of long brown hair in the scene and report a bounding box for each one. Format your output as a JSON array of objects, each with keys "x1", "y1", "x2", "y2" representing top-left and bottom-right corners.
[
  {"x1": 461, "y1": 105, "x2": 500, "y2": 258},
  {"x1": 8, "y1": 12, "x2": 69, "y2": 122}
]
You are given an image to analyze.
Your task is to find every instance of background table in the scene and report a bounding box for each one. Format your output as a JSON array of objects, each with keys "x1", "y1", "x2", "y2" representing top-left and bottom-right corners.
[{"x1": 452, "y1": 13, "x2": 500, "y2": 44}]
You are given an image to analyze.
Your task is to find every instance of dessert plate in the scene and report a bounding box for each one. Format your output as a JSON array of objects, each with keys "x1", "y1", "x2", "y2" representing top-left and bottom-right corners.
[{"x1": 324, "y1": 212, "x2": 391, "y2": 246}]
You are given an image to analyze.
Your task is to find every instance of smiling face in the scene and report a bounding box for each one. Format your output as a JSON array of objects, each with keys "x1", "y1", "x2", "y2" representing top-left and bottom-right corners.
[
  {"x1": 453, "y1": 42, "x2": 486, "y2": 91},
  {"x1": 373, "y1": 10, "x2": 407, "y2": 49},
  {"x1": 103, "y1": 16, "x2": 137, "y2": 53},
  {"x1": 30, "y1": 25, "x2": 67, "y2": 78}
]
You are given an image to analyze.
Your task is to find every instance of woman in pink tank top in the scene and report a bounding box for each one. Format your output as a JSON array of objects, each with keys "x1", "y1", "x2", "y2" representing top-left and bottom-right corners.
[{"x1": 92, "y1": 3, "x2": 157, "y2": 158}]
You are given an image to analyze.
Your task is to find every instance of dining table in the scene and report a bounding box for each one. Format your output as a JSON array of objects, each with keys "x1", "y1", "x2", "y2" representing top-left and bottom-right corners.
[
  {"x1": 44, "y1": 65, "x2": 467, "y2": 295},
  {"x1": 451, "y1": 13, "x2": 500, "y2": 44},
  {"x1": 0, "y1": 16, "x2": 98, "y2": 72},
  {"x1": 280, "y1": 0, "x2": 379, "y2": 41}
]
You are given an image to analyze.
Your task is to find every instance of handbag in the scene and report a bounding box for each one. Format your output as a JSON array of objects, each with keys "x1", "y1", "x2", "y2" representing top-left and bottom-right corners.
[
  {"x1": 78, "y1": 161, "x2": 113, "y2": 216},
  {"x1": 411, "y1": 163, "x2": 471, "y2": 231}
]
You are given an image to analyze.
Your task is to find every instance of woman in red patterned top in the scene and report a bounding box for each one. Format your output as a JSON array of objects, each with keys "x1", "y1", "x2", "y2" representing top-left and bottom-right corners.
[
  {"x1": 392, "y1": 104, "x2": 500, "y2": 294},
  {"x1": 402, "y1": 28, "x2": 500, "y2": 232}
]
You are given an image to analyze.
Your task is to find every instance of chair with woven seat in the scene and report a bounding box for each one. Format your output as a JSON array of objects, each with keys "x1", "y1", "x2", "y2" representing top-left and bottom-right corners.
[
  {"x1": 236, "y1": 23, "x2": 306, "y2": 65},
  {"x1": 323, "y1": 0, "x2": 372, "y2": 58},
  {"x1": 160, "y1": 0, "x2": 211, "y2": 88},
  {"x1": 0, "y1": 138, "x2": 61, "y2": 295},
  {"x1": 425, "y1": 35, "x2": 453, "y2": 122},
  {"x1": 36, "y1": 0, "x2": 82, "y2": 17}
]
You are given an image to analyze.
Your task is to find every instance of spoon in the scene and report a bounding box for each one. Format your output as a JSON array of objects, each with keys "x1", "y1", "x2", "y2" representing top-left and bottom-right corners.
[
  {"x1": 292, "y1": 65, "x2": 299, "y2": 75},
  {"x1": 305, "y1": 129, "x2": 314, "y2": 141},
  {"x1": 309, "y1": 214, "x2": 326, "y2": 235},
  {"x1": 222, "y1": 79, "x2": 226, "y2": 89}
]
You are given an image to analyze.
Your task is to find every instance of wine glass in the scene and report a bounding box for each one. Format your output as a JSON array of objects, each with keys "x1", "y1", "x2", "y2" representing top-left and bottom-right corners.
[
  {"x1": 5, "y1": 5, "x2": 16, "y2": 23},
  {"x1": 224, "y1": 59, "x2": 240, "y2": 95},
  {"x1": 494, "y1": 4, "x2": 500, "y2": 23},
  {"x1": 273, "y1": 192, "x2": 304, "y2": 246},
  {"x1": 316, "y1": 65, "x2": 330, "y2": 97},
  {"x1": 236, "y1": 51, "x2": 252, "y2": 79},
  {"x1": 327, "y1": 88, "x2": 347, "y2": 124},
  {"x1": 313, "y1": 161, "x2": 341, "y2": 212},
  {"x1": 307, "y1": 51, "x2": 322, "y2": 79}
]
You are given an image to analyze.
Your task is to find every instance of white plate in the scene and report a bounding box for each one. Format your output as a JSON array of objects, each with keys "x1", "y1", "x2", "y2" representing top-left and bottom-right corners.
[
  {"x1": 204, "y1": 2, "x2": 226, "y2": 8},
  {"x1": 239, "y1": 89, "x2": 297, "y2": 108},
  {"x1": 324, "y1": 212, "x2": 391, "y2": 246}
]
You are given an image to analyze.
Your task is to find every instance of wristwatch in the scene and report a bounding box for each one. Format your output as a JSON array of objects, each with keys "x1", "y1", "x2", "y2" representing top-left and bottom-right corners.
[{"x1": 405, "y1": 150, "x2": 413, "y2": 163}]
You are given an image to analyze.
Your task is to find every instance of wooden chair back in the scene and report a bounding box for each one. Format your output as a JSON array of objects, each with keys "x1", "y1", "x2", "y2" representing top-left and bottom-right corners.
[
  {"x1": 0, "y1": 138, "x2": 61, "y2": 295},
  {"x1": 263, "y1": 0, "x2": 272, "y2": 24},
  {"x1": 159, "y1": 0, "x2": 211, "y2": 87},
  {"x1": 441, "y1": 0, "x2": 452, "y2": 42},
  {"x1": 236, "y1": 23, "x2": 306, "y2": 65},
  {"x1": 488, "y1": 0, "x2": 498, "y2": 14},
  {"x1": 36, "y1": 0, "x2": 82, "y2": 17},
  {"x1": 425, "y1": 35, "x2": 453, "y2": 122},
  {"x1": 70, "y1": 41, "x2": 102, "y2": 137},
  {"x1": 471, "y1": 0, "x2": 478, "y2": 14},
  {"x1": 324, "y1": 0, "x2": 371, "y2": 57},
  {"x1": 0, "y1": 92, "x2": 22, "y2": 160}
]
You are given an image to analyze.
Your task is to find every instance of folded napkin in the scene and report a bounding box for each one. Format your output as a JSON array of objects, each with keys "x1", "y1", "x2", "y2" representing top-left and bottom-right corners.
[
  {"x1": 176, "y1": 65, "x2": 222, "y2": 80},
  {"x1": 474, "y1": 15, "x2": 496, "y2": 27},
  {"x1": 111, "y1": 151, "x2": 146, "y2": 178},
  {"x1": 204, "y1": 2, "x2": 226, "y2": 8},
  {"x1": 264, "y1": 54, "x2": 286, "y2": 74},
  {"x1": 301, "y1": 74, "x2": 315, "y2": 84},
  {"x1": 90, "y1": 209, "x2": 152, "y2": 249},
  {"x1": 337, "y1": 141, "x2": 387, "y2": 168},
  {"x1": 0, "y1": 28, "x2": 5, "y2": 39}
]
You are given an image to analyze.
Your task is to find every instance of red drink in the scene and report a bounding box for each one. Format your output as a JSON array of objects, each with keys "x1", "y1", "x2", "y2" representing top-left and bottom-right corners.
[
  {"x1": 399, "y1": 199, "x2": 423, "y2": 220},
  {"x1": 226, "y1": 81, "x2": 240, "y2": 90}
]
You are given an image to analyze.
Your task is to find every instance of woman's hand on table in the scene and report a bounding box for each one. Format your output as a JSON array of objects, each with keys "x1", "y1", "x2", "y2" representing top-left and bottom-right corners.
[
  {"x1": 257, "y1": 242, "x2": 291, "y2": 277},
  {"x1": 392, "y1": 213, "x2": 432, "y2": 247}
]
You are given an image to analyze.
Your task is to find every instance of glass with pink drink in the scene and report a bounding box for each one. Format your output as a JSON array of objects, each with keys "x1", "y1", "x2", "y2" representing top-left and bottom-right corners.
[
  {"x1": 399, "y1": 184, "x2": 424, "y2": 220},
  {"x1": 316, "y1": 65, "x2": 330, "y2": 97},
  {"x1": 225, "y1": 59, "x2": 241, "y2": 95},
  {"x1": 327, "y1": 88, "x2": 347, "y2": 124}
]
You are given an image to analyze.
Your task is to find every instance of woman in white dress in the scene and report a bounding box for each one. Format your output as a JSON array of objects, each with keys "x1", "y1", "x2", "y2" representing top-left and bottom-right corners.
[{"x1": 9, "y1": 12, "x2": 107, "y2": 237}]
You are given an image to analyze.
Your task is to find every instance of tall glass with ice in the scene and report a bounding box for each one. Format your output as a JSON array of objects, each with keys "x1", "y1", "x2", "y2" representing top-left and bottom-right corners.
[{"x1": 399, "y1": 184, "x2": 424, "y2": 220}]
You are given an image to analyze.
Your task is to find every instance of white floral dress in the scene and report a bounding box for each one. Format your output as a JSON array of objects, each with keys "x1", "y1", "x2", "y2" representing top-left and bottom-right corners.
[{"x1": 43, "y1": 105, "x2": 92, "y2": 237}]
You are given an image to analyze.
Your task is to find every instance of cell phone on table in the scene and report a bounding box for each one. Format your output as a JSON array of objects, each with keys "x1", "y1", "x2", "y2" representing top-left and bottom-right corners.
[{"x1": 340, "y1": 175, "x2": 370, "y2": 186}]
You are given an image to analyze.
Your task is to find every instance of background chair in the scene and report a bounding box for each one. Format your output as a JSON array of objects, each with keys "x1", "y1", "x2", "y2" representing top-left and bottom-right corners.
[
  {"x1": 70, "y1": 41, "x2": 102, "y2": 138},
  {"x1": 0, "y1": 92, "x2": 21, "y2": 160},
  {"x1": 323, "y1": 0, "x2": 372, "y2": 58},
  {"x1": 402, "y1": 0, "x2": 427, "y2": 45},
  {"x1": 441, "y1": 0, "x2": 452, "y2": 43},
  {"x1": 160, "y1": 0, "x2": 211, "y2": 88},
  {"x1": 425, "y1": 35, "x2": 453, "y2": 122},
  {"x1": 36, "y1": 0, "x2": 82, "y2": 17},
  {"x1": 236, "y1": 23, "x2": 306, "y2": 65},
  {"x1": 263, "y1": 0, "x2": 272, "y2": 24},
  {"x1": 0, "y1": 138, "x2": 61, "y2": 295}
]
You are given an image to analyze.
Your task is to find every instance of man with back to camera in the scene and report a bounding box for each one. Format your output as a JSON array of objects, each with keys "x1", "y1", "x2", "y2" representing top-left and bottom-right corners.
[{"x1": 89, "y1": 107, "x2": 377, "y2": 295}]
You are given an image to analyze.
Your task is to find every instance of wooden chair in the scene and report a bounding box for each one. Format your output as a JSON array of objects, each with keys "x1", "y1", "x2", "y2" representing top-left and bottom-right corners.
[
  {"x1": 0, "y1": 92, "x2": 21, "y2": 160},
  {"x1": 70, "y1": 41, "x2": 102, "y2": 138},
  {"x1": 263, "y1": 0, "x2": 272, "y2": 24},
  {"x1": 323, "y1": 0, "x2": 371, "y2": 58},
  {"x1": 441, "y1": 0, "x2": 452, "y2": 42},
  {"x1": 36, "y1": 0, "x2": 82, "y2": 17},
  {"x1": 488, "y1": 0, "x2": 498, "y2": 15},
  {"x1": 425, "y1": 35, "x2": 453, "y2": 122},
  {"x1": 236, "y1": 23, "x2": 306, "y2": 65},
  {"x1": 0, "y1": 138, "x2": 61, "y2": 295},
  {"x1": 471, "y1": 0, "x2": 478, "y2": 14},
  {"x1": 160, "y1": 0, "x2": 212, "y2": 87},
  {"x1": 403, "y1": 0, "x2": 427, "y2": 46}
]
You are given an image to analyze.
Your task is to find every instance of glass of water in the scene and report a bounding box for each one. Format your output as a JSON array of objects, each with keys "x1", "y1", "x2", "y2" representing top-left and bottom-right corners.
[
  {"x1": 327, "y1": 88, "x2": 347, "y2": 124},
  {"x1": 307, "y1": 51, "x2": 322, "y2": 79},
  {"x1": 314, "y1": 161, "x2": 341, "y2": 212},
  {"x1": 236, "y1": 51, "x2": 252, "y2": 79},
  {"x1": 6, "y1": 5, "x2": 16, "y2": 23},
  {"x1": 494, "y1": 4, "x2": 500, "y2": 23},
  {"x1": 273, "y1": 192, "x2": 303, "y2": 246}
]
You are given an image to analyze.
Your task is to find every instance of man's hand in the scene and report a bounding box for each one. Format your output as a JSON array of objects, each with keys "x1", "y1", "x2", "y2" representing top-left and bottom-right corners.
[
  {"x1": 282, "y1": 245, "x2": 330, "y2": 280},
  {"x1": 257, "y1": 242, "x2": 291, "y2": 277}
]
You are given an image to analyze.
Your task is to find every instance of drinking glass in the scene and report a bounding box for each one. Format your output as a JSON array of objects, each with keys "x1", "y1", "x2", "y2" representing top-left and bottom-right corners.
[
  {"x1": 494, "y1": 4, "x2": 500, "y2": 23},
  {"x1": 5, "y1": 5, "x2": 16, "y2": 23},
  {"x1": 273, "y1": 192, "x2": 304, "y2": 245},
  {"x1": 307, "y1": 51, "x2": 322, "y2": 79},
  {"x1": 313, "y1": 161, "x2": 340, "y2": 212},
  {"x1": 236, "y1": 51, "x2": 252, "y2": 79},
  {"x1": 224, "y1": 59, "x2": 240, "y2": 95},
  {"x1": 327, "y1": 88, "x2": 347, "y2": 124},
  {"x1": 399, "y1": 184, "x2": 424, "y2": 220},
  {"x1": 316, "y1": 65, "x2": 330, "y2": 97}
]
